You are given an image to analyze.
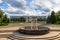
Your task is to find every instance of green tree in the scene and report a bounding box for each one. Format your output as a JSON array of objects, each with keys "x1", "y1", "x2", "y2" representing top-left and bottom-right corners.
[
  {"x1": 50, "y1": 11, "x2": 56, "y2": 24},
  {"x1": 0, "y1": 9, "x2": 4, "y2": 25},
  {"x1": 47, "y1": 11, "x2": 56, "y2": 24},
  {"x1": 47, "y1": 16, "x2": 50, "y2": 23},
  {"x1": 55, "y1": 11, "x2": 60, "y2": 24},
  {"x1": 0, "y1": 9, "x2": 4, "y2": 17},
  {"x1": 19, "y1": 17, "x2": 26, "y2": 22},
  {"x1": 0, "y1": 9, "x2": 10, "y2": 26},
  {"x1": 2, "y1": 15, "x2": 10, "y2": 23}
]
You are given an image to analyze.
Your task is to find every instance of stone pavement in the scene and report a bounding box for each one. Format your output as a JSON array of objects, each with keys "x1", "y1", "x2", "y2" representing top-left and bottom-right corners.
[{"x1": 0, "y1": 23, "x2": 60, "y2": 40}]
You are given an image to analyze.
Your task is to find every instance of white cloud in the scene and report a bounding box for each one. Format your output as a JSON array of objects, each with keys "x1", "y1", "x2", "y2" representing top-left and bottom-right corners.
[
  {"x1": 0, "y1": 0, "x2": 3, "y2": 3},
  {"x1": 5, "y1": 6, "x2": 18, "y2": 12},
  {"x1": 54, "y1": 0, "x2": 60, "y2": 4},
  {"x1": 53, "y1": 6, "x2": 60, "y2": 12},
  {"x1": 17, "y1": 0, "x2": 26, "y2": 5},
  {"x1": 1, "y1": 0, "x2": 60, "y2": 16}
]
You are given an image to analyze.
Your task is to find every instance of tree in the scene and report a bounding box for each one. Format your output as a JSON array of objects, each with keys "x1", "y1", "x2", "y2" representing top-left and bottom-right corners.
[
  {"x1": 56, "y1": 11, "x2": 60, "y2": 22},
  {"x1": 47, "y1": 16, "x2": 50, "y2": 23},
  {"x1": 47, "y1": 11, "x2": 56, "y2": 24},
  {"x1": 0, "y1": 9, "x2": 4, "y2": 17},
  {"x1": 2, "y1": 15, "x2": 10, "y2": 23},
  {"x1": 0, "y1": 9, "x2": 10, "y2": 26},
  {"x1": 0, "y1": 9, "x2": 4, "y2": 25},
  {"x1": 50, "y1": 11, "x2": 56, "y2": 24},
  {"x1": 19, "y1": 17, "x2": 26, "y2": 22}
]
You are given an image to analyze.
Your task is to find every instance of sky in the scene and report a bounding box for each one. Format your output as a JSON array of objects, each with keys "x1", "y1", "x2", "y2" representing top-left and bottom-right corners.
[{"x1": 0, "y1": 0, "x2": 60, "y2": 16}]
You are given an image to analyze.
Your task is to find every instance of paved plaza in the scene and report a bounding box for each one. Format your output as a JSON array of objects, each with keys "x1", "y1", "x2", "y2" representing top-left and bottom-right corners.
[{"x1": 0, "y1": 23, "x2": 60, "y2": 40}]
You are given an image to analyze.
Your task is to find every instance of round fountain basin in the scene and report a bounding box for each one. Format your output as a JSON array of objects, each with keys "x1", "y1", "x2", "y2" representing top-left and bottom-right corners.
[{"x1": 17, "y1": 26, "x2": 50, "y2": 35}]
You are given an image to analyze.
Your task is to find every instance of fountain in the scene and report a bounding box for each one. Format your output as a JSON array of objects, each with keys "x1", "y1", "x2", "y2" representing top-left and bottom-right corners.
[
  {"x1": 7, "y1": 17, "x2": 60, "y2": 40},
  {"x1": 17, "y1": 17, "x2": 50, "y2": 35}
]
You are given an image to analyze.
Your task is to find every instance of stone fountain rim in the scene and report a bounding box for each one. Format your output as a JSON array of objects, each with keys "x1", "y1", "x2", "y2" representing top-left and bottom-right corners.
[{"x1": 20, "y1": 26, "x2": 50, "y2": 30}]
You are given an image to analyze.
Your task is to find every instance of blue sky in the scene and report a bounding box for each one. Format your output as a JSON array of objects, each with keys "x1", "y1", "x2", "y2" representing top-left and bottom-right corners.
[
  {"x1": 0, "y1": 0, "x2": 60, "y2": 16},
  {"x1": 25, "y1": 0, "x2": 32, "y2": 3},
  {"x1": 0, "y1": 2, "x2": 8, "y2": 9}
]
